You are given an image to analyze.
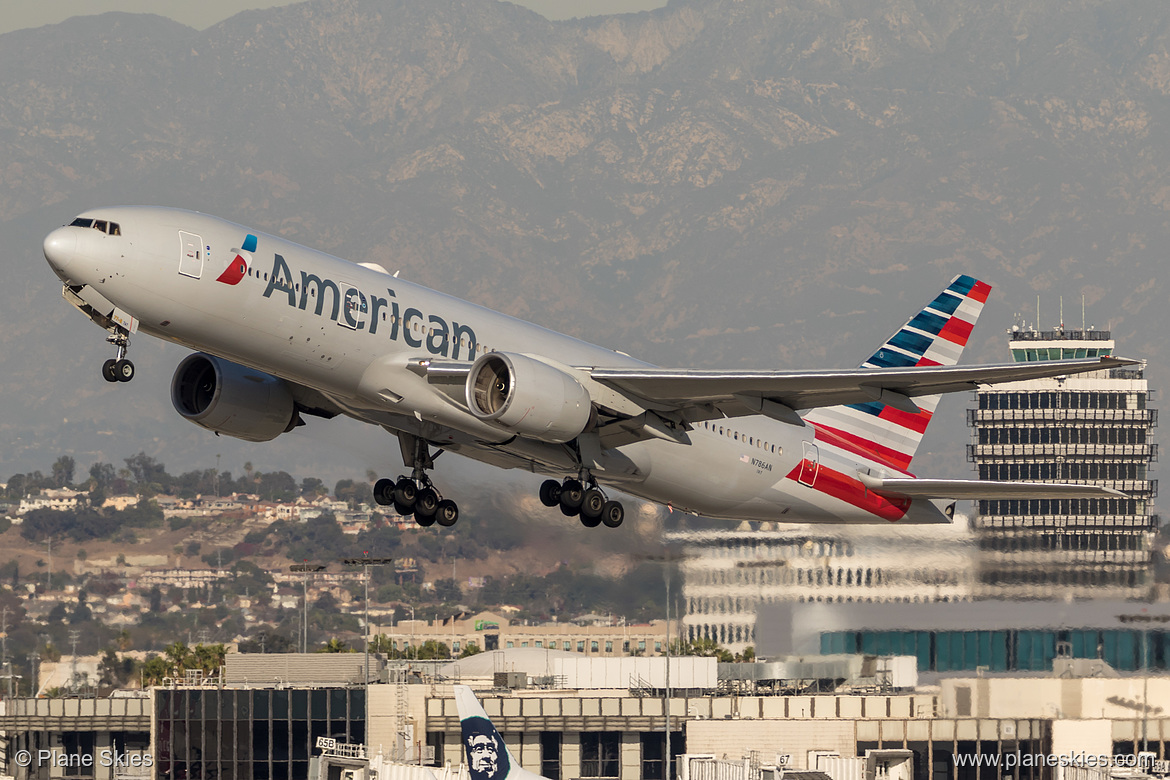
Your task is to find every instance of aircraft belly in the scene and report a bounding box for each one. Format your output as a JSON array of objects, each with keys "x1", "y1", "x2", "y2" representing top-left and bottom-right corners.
[{"x1": 621, "y1": 430, "x2": 798, "y2": 519}]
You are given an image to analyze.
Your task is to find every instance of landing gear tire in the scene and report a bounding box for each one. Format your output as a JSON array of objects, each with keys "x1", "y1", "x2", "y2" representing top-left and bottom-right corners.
[
  {"x1": 560, "y1": 503, "x2": 579, "y2": 517},
  {"x1": 415, "y1": 511, "x2": 436, "y2": 527},
  {"x1": 393, "y1": 477, "x2": 417, "y2": 510},
  {"x1": 393, "y1": 500, "x2": 413, "y2": 516},
  {"x1": 373, "y1": 478, "x2": 395, "y2": 506},
  {"x1": 560, "y1": 479, "x2": 585, "y2": 510},
  {"x1": 415, "y1": 487, "x2": 440, "y2": 519},
  {"x1": 102, "y1": 359, "x2": 119, "y2": 383},
  {"x1": 580, "y1": 488, "x2": 605, "y2": 520},
  {"x1": 601, "y1": 501, "x2": 625, "y2": 528},
  {"x1": 114, "y1": 359, "x2": 135, "y2": 382},
  {"x1": 435, "y1": 499, "x2": 459, "y2": 527},
  {"x1": 579, "y1": 512, "x2": 602, "y2": 528},
  {"x1": 539, "y1": 479, "x2": 562, "y2": 507}
]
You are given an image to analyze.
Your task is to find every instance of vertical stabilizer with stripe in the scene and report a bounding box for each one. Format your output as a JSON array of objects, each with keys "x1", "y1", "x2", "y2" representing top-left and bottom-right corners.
[{"x1": 802, "y1": 275, "x2": 991, "y2": 471}]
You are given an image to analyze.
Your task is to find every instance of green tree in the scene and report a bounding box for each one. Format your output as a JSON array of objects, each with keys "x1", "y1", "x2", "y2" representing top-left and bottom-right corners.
[
  {"x1": 164, "y1": 641, "x2": 191, "y2": 676},
  {"x1": 318, "y1": 638, "x2": 353, "y2": 653},
  {"x1": 257, "y1": 471, "x2": 298, "y2": 502},
  {"x1": 115, "y1": 629, "x2": 133, "y2": 651},
  {"x1": 459, "y1": 641, "x2": 482, "y2": 658},
  {"x1": 368, "y1": 634, "x2": 397, "y2": 656},
  {"x1": 334, "y1": 479, "x2": 373, "y2": 508},
  {"x1": 301, "y1": 477, "x2": 327, "y2": 498},
  {"x1": 669, "y1": 637, "x2": 733, "y2": 662},
  {"x1": 51, "y1": 456, "x2": 76, "y2": 488},
  {"x1": 141, "y1": 655, "x2": 170, "y2": 687},
  {"x1": 124, "y1": 452, "x2": 169, "y2": 494},
  {"x1": 431, "y1": 578, "x2": 462, "y2": 603},
  {"x1": 191, "y1": 644, "x2": 227, "y2": 675},
  {"x1": 413, "y1": 639, "x2": 451, "y2": 660},
  {"x1": 89, "y1": 462, "x2": 116, "y2": 492}
]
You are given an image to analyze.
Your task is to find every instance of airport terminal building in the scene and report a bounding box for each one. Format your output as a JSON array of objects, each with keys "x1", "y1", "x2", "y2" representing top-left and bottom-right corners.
[{"x1": 1, "y1": 645, "x2": 1169, "y2": 780}]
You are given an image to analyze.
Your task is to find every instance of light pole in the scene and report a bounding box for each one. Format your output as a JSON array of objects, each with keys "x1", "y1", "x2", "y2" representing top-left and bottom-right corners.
[
  {"x1": 289, "y1": 562, "x2": 325, "y2": 653},
  {"x1": 343, "y1": 554, "x2": 394, "y2": 729},
  {"x1": 409, "y1": 605, "x2": 416, "y2": 660},
  {"x1": 634, "y1": 549, "x2": 691, "y2": 780}
]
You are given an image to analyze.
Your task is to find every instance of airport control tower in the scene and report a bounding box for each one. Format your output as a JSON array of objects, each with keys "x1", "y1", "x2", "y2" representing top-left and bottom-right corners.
[{"x1": 967, "y1": 324, "x2": 1158, "y2": 599}]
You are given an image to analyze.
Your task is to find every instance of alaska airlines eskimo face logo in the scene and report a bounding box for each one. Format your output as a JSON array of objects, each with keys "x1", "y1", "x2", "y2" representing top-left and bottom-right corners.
[
  {"x1": 216, "y1": 234, "x2": 257, "y2": 285},
  {"x1": 463, "y1": 716, "x2": 509, "y2": 780}
]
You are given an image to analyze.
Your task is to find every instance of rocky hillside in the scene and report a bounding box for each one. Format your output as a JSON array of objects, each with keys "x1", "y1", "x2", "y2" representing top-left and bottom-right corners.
[{"x1": 2, "y1": 0, "x2": 1169, "y2": 483}]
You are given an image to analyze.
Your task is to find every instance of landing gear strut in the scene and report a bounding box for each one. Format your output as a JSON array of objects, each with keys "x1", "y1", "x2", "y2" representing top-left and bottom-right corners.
[
  {"x1": 539, "y1": 471, "x2": 624, "y2": 529},
  {"x1": 101, "y1": 331, "x2": 134, "y2": 383},
  {"x1": 374, "y1": 436, "x2": 459, "y2": 528}
]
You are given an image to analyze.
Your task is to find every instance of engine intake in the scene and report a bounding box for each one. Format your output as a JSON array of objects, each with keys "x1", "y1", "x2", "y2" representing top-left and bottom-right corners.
[
  {"x1": 171, "y1": 353, "x2": 299, "y2": 442},
  {"x1": 466, "y1": 352, "x2": 592, "y2": 443}
]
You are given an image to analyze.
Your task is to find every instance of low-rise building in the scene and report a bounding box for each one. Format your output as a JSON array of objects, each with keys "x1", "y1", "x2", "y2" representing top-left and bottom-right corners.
[{"x1": 370, "y1": 611, "x2": 677, "y2": 657}]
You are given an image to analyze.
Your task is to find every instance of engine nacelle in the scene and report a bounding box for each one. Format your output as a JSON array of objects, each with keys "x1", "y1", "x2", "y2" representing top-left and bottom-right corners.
[
  {"x1": 465, "y1": 352, "x2": 592, "y2": 443},
  {"x1": 171, "y1": 353, "x2": 298, "y2": 442}
]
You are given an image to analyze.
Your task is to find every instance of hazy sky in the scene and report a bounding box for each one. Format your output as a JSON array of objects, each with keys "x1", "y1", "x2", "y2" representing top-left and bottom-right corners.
[{"x1": 0, "y1": 0, "x2": 668, "y2": 35}]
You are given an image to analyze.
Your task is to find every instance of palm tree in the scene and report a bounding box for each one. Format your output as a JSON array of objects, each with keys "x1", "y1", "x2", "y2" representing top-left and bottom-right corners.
[
  {"x1": 140, "y1": 656, "x2": 170, "y2": 687},
  {"x1": 115, "y1": 629, "x2": 132, "y2": 652},
  {"x1": 318, "y1": 638, "x2": 353, "y2": 653},
  {"x1": 192, "y1": 644, "x2": 227, "y2": 676},
  {"x1": 163, "y1": 641, "x2": 192, "y2": 677}
]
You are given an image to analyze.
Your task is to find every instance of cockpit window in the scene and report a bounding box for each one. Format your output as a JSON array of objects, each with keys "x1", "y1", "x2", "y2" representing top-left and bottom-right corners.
[{"x1": 69, "y1": 217, "x2": 121, "y2": 235}]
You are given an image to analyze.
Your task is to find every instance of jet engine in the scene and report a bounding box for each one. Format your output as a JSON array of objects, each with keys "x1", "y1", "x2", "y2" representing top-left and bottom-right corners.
[
  {"x1": 171, "y1": 353, "x2": 299, "y2": 442},
  {"x1": 465, "y1": 352, "x2": 592, "y2": 443}
]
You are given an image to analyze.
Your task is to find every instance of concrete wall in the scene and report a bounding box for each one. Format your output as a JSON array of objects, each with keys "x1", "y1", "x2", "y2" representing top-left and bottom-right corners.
[
  {"x1": 939, "y1": 677, "x2": 1170, "y2": 719},
  {"x1": 686, "y1": 719, "x2": 855, "y2": 769},
  {"x1": 1051, "y1": 720, "x2": 1112, "y2": 761}
]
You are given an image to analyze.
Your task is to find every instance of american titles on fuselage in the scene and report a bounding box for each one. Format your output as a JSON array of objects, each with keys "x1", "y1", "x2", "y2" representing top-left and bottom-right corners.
[{"x1": 262, "y1": 252, "x2": 479, "y2": 360}]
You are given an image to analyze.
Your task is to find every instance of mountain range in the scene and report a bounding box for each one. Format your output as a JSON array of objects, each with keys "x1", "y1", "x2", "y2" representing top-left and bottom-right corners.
[{"x1": 2, "y1": 0, "x2": 1169, "y2": 488}]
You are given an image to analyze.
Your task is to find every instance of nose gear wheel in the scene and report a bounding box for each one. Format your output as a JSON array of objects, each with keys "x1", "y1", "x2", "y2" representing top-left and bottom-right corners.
[{"x1": 100, "y1": 331, "x2": 134, "y2": 383}]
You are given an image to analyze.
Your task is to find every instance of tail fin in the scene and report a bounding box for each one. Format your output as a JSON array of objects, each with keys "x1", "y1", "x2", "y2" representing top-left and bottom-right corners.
[
  {"x1": 456, "y1": 685, "x2": 545, "y2": 780},
  {"x1": 802, "y1": 275, "x2": 992, "y2": 471}
]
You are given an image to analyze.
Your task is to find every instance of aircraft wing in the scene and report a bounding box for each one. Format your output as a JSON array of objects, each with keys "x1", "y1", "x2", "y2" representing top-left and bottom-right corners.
[
  {"x1": 858, "y1": 475, "x2": 1129, "y2": 499},
  {"x1": 588, "y1": 356, "x2": 1137, "y2": 415}
]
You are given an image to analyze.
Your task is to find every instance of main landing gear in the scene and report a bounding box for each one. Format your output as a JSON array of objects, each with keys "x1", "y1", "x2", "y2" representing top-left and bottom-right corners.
[
  {"x1": 373, "y1": 438, "x2": 459, "y2": 528},
  {"x1": 100, "y1": 331, "x2": 134, "y2": 383},
  {"x1": 539, "y1": 472, "x2": 625, "y2": 529}
]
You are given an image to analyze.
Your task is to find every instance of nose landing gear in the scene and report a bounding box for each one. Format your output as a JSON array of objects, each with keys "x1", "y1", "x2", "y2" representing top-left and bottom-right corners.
[
  {"x1": 101, "y1": 332, "x2": 134, "y2": 383},
  {"x1": 539, "y1": 473, "x2": 625, "y2": 529}
]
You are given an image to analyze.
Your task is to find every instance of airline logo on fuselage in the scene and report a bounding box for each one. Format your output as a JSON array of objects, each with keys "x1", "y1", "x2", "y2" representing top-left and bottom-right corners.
[
  {"x1": 216, "y1": 234, "x2": 257, "y2": 285},
  {"x1": 261, "y1": 253, "x2": 478, "y2": 359}
]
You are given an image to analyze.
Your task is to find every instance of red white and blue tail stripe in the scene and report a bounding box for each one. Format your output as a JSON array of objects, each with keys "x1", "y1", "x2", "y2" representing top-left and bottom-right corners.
[{"x1": 802, "y1": 275, "x2": 991, "y2": 471}]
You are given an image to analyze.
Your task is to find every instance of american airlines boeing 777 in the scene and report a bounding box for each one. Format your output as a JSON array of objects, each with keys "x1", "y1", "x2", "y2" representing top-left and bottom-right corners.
[{"x1": 43, "y1": 207, "x2": 1129, "y2": 529}]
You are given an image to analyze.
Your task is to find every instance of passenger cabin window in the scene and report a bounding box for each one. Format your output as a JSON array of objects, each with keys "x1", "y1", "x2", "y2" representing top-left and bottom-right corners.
[{"x1": 69, "y1": 217, "x2": 121, "y2": 235}]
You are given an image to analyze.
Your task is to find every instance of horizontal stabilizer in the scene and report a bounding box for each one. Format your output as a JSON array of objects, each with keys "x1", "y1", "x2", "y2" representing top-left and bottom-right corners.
[{"x1": 858, "y1": 474, "x2": 1129, "y2": 500}]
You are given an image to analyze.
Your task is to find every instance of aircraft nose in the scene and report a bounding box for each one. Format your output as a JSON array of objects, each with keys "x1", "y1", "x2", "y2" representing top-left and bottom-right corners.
[{"x1": 43, "y1": 227, "x2": 78, "y2": 281}]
